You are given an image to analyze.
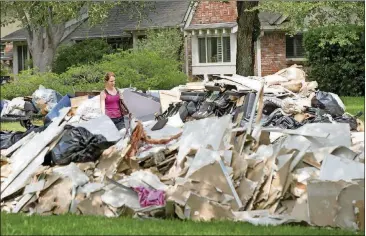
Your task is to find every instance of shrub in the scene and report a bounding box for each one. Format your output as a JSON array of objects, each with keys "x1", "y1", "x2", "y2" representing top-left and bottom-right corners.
[
  {"x1": 303, "y1": 25, "x2": 365, "y2": 96},
  {"x1": 99, "y1": 49, "x2": 187, "y2": 90},
  {"x1": 1, "y1": 49, "x2": 187, "y2": 100},
  {"x1": 0, "y1": 69, "x2": 61, "y2": 100},
  {"x1": 52, "y1": 39, "x2": 113, "y2": 74},
  {"x1": 137, "y1": 28, "x2": 184, "y2": 63}
]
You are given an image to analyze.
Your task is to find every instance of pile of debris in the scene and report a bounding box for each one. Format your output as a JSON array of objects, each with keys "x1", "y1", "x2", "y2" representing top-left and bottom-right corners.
[{"x1": 0, "y1": 65, "x2": 364, "y2": 231}]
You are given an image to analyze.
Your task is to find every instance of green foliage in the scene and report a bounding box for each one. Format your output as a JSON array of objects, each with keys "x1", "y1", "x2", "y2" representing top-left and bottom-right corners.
[
  {"x1": 253, "y1": 1, "x2": 364, "y2": 46},
  {"x1": 0, "y1": 64, "x2": 11, "y2": 76},
  {"x1": 303, "y1": 25, "x2": 365, "y2": 96},
  {"x1": 0, "y1": 69, "x2": 60, "y2": 100},
  {"x1": 99, "y1": 49, "x2": 187, "y2": 90},
  {"x1": 1, "y1": 49, "x2": 187, "y2": 99},
  {"x1": 137, "y1": 28, "x2": 184, "y2": 62},
  {"x1": 52, "y1": 39, "x2": 113, "y2": 74}
]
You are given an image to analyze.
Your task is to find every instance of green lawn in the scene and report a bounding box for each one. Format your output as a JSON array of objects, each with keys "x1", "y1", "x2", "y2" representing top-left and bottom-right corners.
[
  {"x1": 1, "y1": 213, "x2": 362, "y2": 235},
  {"x1": 341, "y1": 96, "x2": 365, "y2": 120}
]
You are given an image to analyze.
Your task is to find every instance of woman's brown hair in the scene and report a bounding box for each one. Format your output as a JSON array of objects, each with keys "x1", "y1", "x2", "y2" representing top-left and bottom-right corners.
[{"x1": 104, "y1": 72, "x2": 115, "y2": 82}]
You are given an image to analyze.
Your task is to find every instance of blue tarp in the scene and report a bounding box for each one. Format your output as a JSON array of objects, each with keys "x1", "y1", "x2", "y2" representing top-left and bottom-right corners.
[{"x1": 44, "y1": 94, "x2": 73, "y2": 125}]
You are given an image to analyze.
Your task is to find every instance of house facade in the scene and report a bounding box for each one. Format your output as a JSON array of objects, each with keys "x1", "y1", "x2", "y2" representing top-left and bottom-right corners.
[
  {"x1": 0, "y1": 21, "x2": 23, "y2": 68},
  {"x1": 1, "y1": 1, "x2": 305, "y2": 78},
  {"x1": 0, "y1": 1, "x2": 191, "y2": 74},
  {"x1": 183, "y1": 1, "x2": 305, "y2": 79}
]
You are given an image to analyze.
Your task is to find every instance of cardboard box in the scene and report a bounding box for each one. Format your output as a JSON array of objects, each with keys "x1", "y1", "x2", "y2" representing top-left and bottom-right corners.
[{"x1": 71, "y1": 95, "x2": 89, "y2": 108}]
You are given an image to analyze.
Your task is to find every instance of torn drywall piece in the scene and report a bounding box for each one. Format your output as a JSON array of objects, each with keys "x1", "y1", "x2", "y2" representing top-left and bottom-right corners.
[
  {"x1": 74, "y1": 115, "x2": 122, "y2": 142},
  {"x1": 319, "y1": 154, "x2": 364, "y2": 182},
  {"x1": 185, "y1": 192, "x2": 234, "y2": 221},
  {"x1": 77, "y1": 183, "x2": 105, "y2": 196},
  {"x1": 1, "y1": 147, "x2": 49, "y2": 199},
  {"x1": 236, "y1": 178, "x2": 258, "y2": 209},
  {"x1": 23, "y1": 180, "x2": 46, "y2": 195},
  {"x1": 101, "y1": 187, "x2": 140, "y2": 210},
  {"x1": 233, "y1": 210, "x2": 301, "y2": 226},
  {"x1": 185, "y1": 148, "x2": 221, "y2": 178},
  {"x1": 307, "y1": 179, "x2": 353, "y2": 227},
  {"x1": 334, "y1": 181, "x2": 365, "y2": 230},
  {"x1": 77, "y1": 191, "x2": 105, "y2": 216},
  {"x1": 35, "y1": 178, "x2": 73, "y2": 215},
  {"x1": 189, "y1": 160, "x2": 243, "y2": 210},
  {"x1": 53, "y1": 162, "x2": 89, "y2": 187},
  {"x1": 353, "y1": 200, "x2": 365, "y2": 231}
]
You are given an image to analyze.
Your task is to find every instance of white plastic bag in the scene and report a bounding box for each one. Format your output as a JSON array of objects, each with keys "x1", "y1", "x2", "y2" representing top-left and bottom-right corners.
[
  {"x1": 75, "y1": 95, "x2": 102, "y2": 121},
  {"x1": 32, "y1": 85, "x2": 61, "y2": 111}
]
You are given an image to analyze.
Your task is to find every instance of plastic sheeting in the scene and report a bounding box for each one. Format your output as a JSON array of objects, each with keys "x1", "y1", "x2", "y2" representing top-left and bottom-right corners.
[
  {"x1": 311, "y1": 91, "x2": 345, "y2": 117},
  {"x1": 32, "y1": 85, "x2": 62, "y2": 112},
  {"x1": 121, "y1": 89, "x2": 161, "y2": 122},
  {"x1": 44, "y1": 94, "x2": 72, "y2": 125}
]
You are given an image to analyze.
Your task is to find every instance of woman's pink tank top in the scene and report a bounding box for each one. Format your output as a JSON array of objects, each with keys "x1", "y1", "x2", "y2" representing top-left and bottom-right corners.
[{"x1": 105, "y1": 89, "x2": 122, "y2": 118}]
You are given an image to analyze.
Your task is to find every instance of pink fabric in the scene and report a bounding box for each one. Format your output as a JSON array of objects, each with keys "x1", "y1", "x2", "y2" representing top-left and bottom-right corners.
[
  {"x1": 133, "y1": 187, "x2": 165, "y2": 207},
  {"x1": 105, "y1": 91, "x2": 122, "y2": 118}
]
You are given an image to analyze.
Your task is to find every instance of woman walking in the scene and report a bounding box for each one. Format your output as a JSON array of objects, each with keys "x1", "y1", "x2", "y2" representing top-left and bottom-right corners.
[{"x1": 100, "y1": 72, "x2": 130, "y2": 130}]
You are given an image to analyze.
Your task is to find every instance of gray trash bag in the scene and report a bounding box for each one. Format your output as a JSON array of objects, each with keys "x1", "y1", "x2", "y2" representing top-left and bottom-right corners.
[{"x1": 311, "y1": 91, "x2": 345, "y2": 117}]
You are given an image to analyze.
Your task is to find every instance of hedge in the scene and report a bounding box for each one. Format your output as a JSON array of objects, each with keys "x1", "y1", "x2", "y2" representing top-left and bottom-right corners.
[
  {"x1": 1, "y1": 49, "x2": 187, "y2": 100},
  {"x1": 52, "y1": 39, "x2": 113, "y2": 74},
  {"x1": 303, "y1": 25, "x2": 365, "y2": 96}
]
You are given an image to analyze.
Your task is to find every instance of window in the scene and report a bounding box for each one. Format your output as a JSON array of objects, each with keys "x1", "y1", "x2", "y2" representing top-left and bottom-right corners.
[
  {"x1": 106, "y1": 37, "x2": 133, "y2": 50},
  {"x1": 17, "y1": 45, "x2": 29, "y2": 72},
  {"x1": 198, "y1": 36, "x2": 231, "y2": 63},
  {"x1": 286, "y1": 34, "x2": 305, "y2": 58}
]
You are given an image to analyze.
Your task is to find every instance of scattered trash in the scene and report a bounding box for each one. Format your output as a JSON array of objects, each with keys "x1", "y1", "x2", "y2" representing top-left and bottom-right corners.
[{"x1": 0, "y1": 66, "x2": 364, "y2": 231}]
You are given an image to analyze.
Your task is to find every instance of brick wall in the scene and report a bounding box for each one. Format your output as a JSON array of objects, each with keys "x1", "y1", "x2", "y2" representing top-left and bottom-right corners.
[
  {"x1": 260, "y1": 31, "x2": 286, "y2": 76},
  {"x1": 191, "y1": 0, "x2": 237, "y2": 24}
]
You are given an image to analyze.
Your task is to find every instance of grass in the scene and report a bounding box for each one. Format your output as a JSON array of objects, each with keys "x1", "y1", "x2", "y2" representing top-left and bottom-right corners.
[
  {"x1": 1, "y1": 212, "x2": 362, "y2": 235},
  {"x1": 0, "y1": 97, "x2": 364, "y2": 235},
  {"x1": 341, "y1": 96, "x2": 365, "y2": 120}
]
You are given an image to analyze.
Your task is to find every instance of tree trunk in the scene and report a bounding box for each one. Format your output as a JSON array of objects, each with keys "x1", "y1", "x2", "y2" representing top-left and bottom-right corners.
[
  {"x1": 236, "y1": 1, "x2": 260, "y2": 76},
  {"x1": 26, "y1": 23, "x2": 65, "y2": 72}
]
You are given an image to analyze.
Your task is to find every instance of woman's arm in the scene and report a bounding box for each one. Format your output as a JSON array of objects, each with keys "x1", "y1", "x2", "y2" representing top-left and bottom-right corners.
[{"x1": 100, "y1": 91, "x2": 106, "y2": 115}]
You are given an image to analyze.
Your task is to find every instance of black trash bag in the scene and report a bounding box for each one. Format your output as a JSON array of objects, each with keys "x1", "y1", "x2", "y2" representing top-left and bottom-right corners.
[
  {"x1": 0, "y1": 125, "x2": 46, "y2": 150},
  {"x1": 263, "y1": 100, "x2": 281, "y2": 116},
  {"x1": 0, "y1": 131, "x2": 26, "y2": 150},
  {"x1": 333, "y1": 113, "x2": 359, "y2": 131},
  {"x1": 49, "y1": 125, "x2": 115, "y2": 165},
  {"x1": 311, "y1": 91, "x2": 345, "y2": 117}
]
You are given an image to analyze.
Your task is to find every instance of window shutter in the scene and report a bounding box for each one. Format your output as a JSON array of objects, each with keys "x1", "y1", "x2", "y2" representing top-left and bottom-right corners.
[
  {"x1": 217, "y1": 37, "x2": 223, "y2": 62},
  {"x1": 198, "y1": 38, "x2": 206, "y2": 63},
  {"x1": 223, "y1": 37, "x2": 231, "y2": 62}
]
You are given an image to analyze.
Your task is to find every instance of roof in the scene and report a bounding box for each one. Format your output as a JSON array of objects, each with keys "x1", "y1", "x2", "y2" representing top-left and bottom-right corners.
[
  {"x1": 186, "y1": 22, "x2": 237, "y2": 30},
  {"x1": 64, "y1": 1, "x2": 190, "y2": 41},
  {"x1": 1, "y1": 1, "x2": 191, "y2": 42},
  {"x1": 1, "y1": 29, "x2": 27, "y2": 42}
]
